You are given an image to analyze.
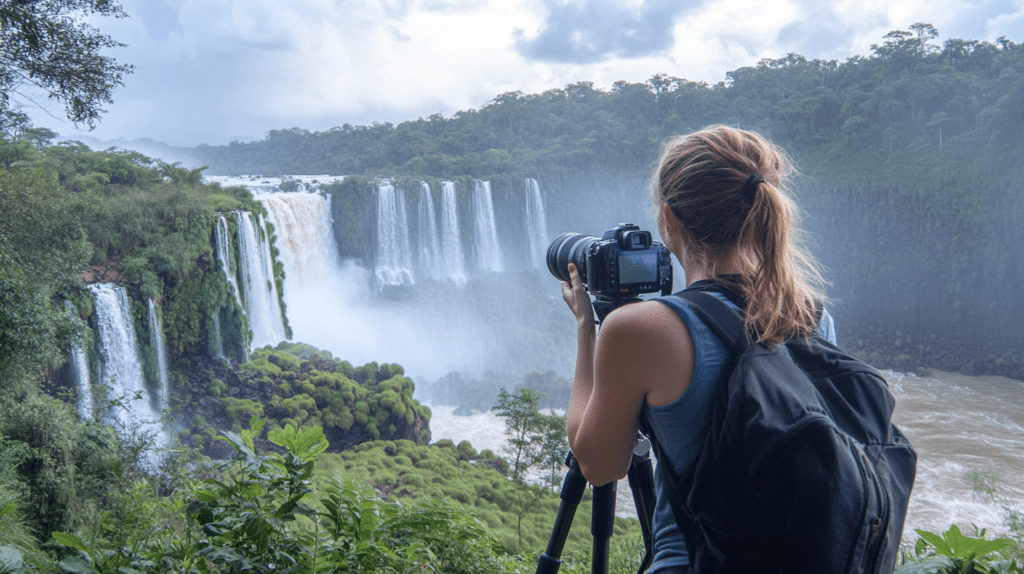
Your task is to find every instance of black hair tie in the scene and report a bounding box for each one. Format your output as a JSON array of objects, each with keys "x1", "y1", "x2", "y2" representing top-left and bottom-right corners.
[{"x1": 744, "y1": 174, "x2": 764, "y2": 203}]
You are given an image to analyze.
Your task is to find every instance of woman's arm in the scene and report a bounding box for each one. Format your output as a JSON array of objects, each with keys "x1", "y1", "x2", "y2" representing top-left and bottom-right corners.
[{"x1": 562, "y1": 265, "x2": 695, "y2": 486}]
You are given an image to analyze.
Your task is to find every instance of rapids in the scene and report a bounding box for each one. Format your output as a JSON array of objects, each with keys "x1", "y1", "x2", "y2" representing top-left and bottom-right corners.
[{"x1": 428, "y1": 370, "x2": 1024, "y2": 540}]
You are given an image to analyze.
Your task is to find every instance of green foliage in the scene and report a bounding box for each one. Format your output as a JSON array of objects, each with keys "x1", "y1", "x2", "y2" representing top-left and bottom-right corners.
[
  {"x1": 0, "y1": 167, "x2": 90, "y2": 386},
  {"x1": 907, "y1": 525, "x2": 1020, "y2": 574},
  {"x1": 221, "y1": 397, "x2": 264, "y2": 423},
  {"x1": 316, "y1": 439, "x2": 642, "y2": 555},
  {"x1": 0, "y1": 0, "x2": 132, "y2": 129},
  {"x1": 268, "y1": 423, "x2": 329, "y2": 461},
  {"x1": 0, "y1": 490, "x2": 44, "y2": 573},
  {"x1": 5, "y1": 140, "x2": 269, "y2": 364},
  {"x1": 48, "y1": 418, "x2": 521, "y2": 573},
  {"x1": 967, "y1": 468, "x2": 1003, "y2": 502},
  {"x1": 207, "y1": 378, "x2": 225, "y2": 397}
]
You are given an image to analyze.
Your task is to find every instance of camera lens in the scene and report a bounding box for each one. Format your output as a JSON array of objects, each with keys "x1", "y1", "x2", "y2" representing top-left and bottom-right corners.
[{"x1": 547, "y1": 232, "x2": 598, "y2": 284}]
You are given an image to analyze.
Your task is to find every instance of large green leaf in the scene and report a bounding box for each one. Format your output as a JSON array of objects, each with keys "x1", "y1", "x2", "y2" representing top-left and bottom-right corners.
[
  {"x1": 267, "y1": 424, "x2": 329, "y2": 461},
  {"x1": 56, "y1": 556, "x2": 94, "y2": 574},
  {"x1": 51, "y1": 531, "x2": 86, "y2": 552}
]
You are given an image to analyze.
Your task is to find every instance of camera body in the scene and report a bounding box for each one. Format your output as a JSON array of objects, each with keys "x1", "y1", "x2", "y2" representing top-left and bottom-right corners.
[{"x1": 547, "y1": 223, "x2": 673, "y2": 300}]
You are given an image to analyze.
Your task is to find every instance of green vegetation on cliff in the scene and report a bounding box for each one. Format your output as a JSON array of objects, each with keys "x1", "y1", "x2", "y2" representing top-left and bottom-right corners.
[{"x1": 176, "y1": 342, "x2": 432, "y2": 456}]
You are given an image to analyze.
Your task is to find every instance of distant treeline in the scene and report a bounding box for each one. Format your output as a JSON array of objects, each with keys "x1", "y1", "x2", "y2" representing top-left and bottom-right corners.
[{"x1": 188, "y1": 25, "x2": 1022, "y2": 186}]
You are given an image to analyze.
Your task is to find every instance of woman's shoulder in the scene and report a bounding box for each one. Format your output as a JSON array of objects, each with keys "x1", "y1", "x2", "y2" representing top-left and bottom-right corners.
[
  {"x1": 603, "y1": 299, "x2": 690, "y2": 333},
  {"x1": 599, "y1": 300, "x2": 694, "y2": 359}
]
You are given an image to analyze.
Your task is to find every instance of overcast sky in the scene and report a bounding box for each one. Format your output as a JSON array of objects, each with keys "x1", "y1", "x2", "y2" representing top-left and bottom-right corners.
[{"x1": 25, "y1": 0, "x2": 1024, "y2": 147}]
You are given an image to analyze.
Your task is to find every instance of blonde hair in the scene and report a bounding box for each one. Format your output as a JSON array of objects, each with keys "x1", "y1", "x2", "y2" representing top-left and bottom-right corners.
[{"x1": 651, "y1": 125, "x2": 827, "y2": 345}]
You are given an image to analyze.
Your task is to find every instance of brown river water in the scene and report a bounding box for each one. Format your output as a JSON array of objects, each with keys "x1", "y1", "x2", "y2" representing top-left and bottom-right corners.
[{"x1": 426, "y1": 369, "x2": 1024, "y2": 540}]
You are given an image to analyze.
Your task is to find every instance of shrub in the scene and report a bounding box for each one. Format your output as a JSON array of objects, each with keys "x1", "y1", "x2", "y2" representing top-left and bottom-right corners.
[
  {"x1": 222, "y1": 398, "x2": 264, "y2": 423},
  {"x1": 207, "y1": 379, "x2": 225, "y2": 397}
]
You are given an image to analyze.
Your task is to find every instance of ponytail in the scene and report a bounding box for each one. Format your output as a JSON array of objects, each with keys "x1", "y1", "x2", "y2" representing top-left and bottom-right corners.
[{"x1": 652, "y1": 126, "x2": 827, "y2": 345}]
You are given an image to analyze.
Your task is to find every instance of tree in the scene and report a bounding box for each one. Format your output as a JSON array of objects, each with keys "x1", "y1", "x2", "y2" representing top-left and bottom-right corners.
[
  {"x1": 538, "y1": 409, "x2": 568, "y2": 492},
  {"x1": 0, "y1": 0, "x2": 134, "y2": 131},
  {"x1": 494, "y1": 387, "x2": 548, "y2": 547}
]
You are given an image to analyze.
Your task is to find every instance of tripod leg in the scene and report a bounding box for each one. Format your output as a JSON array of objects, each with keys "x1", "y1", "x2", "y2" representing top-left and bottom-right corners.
[
  {"x1": 536, "y1": 454, "x2": 588, "y2": 574},
  {"x1": 627, "y1": 449, "x2": 657, "y2": 574},
  {"x1": 591, "y1": 480, "x2": 616, "y2": 574}
]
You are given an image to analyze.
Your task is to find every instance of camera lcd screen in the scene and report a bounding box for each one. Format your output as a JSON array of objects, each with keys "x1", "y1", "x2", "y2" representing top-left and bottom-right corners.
[{"x1": 618, "y1": 252, "x2": 658, "y2": 284}]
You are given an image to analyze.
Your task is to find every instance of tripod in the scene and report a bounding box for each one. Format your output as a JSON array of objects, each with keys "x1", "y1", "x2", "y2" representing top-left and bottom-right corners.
[
  {"x1": 535, "y1": 295, "x2": 657, "y2": 574},
  {"x1": 535, "y1": 437, "x2": 657, "y2": 574}
]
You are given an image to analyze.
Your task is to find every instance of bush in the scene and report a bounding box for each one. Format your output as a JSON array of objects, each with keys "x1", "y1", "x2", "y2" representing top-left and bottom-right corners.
[{"x1": 207, "y1": 379, "x2": 225, "y2": 397}]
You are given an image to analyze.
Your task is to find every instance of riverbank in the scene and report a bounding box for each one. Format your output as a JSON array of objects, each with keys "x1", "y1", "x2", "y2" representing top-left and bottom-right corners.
[{"x1": 839, "y1": 326, "x2": 1023, "y2": 381}]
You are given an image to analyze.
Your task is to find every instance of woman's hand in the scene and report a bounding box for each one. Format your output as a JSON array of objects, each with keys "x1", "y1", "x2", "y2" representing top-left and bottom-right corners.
[{"x1": 561, "y1": 263, "x2": 595, "y2": 327}]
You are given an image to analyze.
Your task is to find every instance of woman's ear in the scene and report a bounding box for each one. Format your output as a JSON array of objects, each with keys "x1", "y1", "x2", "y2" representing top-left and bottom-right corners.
[{"x1": 660, "y1": 202, "x2": 679, "y2": 238}]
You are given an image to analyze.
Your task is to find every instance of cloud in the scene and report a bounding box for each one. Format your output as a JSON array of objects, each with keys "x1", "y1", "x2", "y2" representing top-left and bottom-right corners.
[
  {"x1": 774, "y1": 6, "x2": 870, "y2": 61},
  {"x1": 28, "y1": 0, "x2": 1023, "y2": 147},
  {"x1": 515, "y1": 0, "x2": 703, "y2": 64},
  {"x1": 117, "y1": 0, "x2": 183, "y2": 42},
  {"x1": 984, "y1": 0, "x2": 1024, "y2": 40}
]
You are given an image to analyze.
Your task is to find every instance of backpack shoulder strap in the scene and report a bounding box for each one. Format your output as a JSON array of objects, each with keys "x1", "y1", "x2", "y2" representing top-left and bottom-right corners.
[
  {"x1": 674, "y1": 289, "x2": 748, "y2": 352},
  {"x1": 645, "y1": 288, "x2": 750, "y2": 570}
]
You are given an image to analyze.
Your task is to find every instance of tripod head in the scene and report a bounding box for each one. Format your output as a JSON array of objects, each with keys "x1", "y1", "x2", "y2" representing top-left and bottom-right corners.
[{"x1": 592, "y1": 296, "x2": 644, "y2": 325}]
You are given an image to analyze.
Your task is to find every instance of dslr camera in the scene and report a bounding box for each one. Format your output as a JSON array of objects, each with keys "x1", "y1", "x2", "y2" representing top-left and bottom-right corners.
[{"x1": 547, "y1": 223, "x2": 673, "y2": 301}]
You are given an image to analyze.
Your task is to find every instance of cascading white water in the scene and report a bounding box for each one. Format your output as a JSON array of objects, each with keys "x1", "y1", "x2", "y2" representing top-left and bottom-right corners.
[
  {"x1": 259, "y1": 190, "x2": 345, "y2": 290},
  {"x1": 472, "y1": 180, "x2": 504, "y2": 272},
  {"x1": 262, "y1": 189, "x2": 492, "y2": 379},
  {"x1": 89, "y1": 283, "x2": 166, "y2": 456},
  {"x1": 418, "y1": 182, "x2": 442, "y2": 280},
  {"x1": 440, "y1": 181, "x2": 467, "y2": 284},
  {"x1": 212, "y1": 314, "x2": 225, "y2": 358},
  {"x1": 215, "y1": 215, "x2": 241, "y2": 306},
  {"x1": 375, "y1": 183, "x2": 415, "y2": 286},
  {"x1": 236, "y1": 211, "x2": 287, "y2": 352},
  {"x1": 525, "y1": 178, "x2": 549, "y2": 270},
  {"x1": 70, "y1": 344, "x2": 93, "y2": 419},
  {"x1": 147, "y1": 299, "x2": 170, "y2": 414},
  {"x1": 64, "y1": 300, "x2": 94, "y2": 419}
]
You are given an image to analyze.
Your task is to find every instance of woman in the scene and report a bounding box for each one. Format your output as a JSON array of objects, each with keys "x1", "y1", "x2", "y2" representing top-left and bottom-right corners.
[{"x1": 561, "y1": 125, "x2": 831, "y2": 573}]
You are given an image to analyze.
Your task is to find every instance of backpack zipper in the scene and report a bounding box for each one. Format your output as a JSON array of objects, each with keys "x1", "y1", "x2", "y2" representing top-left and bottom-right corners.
[{"x1": 859, "y1": 446, "x2": 891, "y2": 574}]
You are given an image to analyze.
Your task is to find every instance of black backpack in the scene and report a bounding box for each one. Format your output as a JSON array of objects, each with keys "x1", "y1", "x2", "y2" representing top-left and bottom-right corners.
[{"x1": 644, "y1": 285, "x2": 917, "y2": 574}]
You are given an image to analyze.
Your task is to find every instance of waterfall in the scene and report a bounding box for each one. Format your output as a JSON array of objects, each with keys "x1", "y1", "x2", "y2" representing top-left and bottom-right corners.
[
  {"x1": 418, "y1": 182, "x2": 442, "y2": 280},
  {"x1": 215, "y1": 215, "x2": 241, "y2": 306},
  {"x1": 236, "y1": 211, "x2": 287, "y2": 352},
  {"x1": 147, "y1": 299, "x2": 170, "y2": 414},
  {"x1": 259, "y1": 189, "x2": 376, "y2": 357},
  {"x1": 525, "y1": 178, "x2": 550, "y2": 270},
  {"x1": 64, "y1": 300, "x2": 94, "y2": 419},
  {"x1": 375, "y1": 183, "x2": 414, "y2": 286},
  {"x1": 88, "y1": 283, "x2": 166, "y2": 454},
  {"x1": 472, "y1": 180, "x2": 504, "y2": 272},
  {"x1": 70, "y1": 343, "x2": 93, "y2": 419},
  {"x1": 260, "y1": 187, "x2": 492, "y2": 381},
  {"x1": 440, "y1": 181, "x2": 466, "y2": 284},
  {"x1": 259, "y1": 190, "x2": 345, "y2": 291},
  {"x1": 212, "y1": 313, "x2": 225, "y2": 358}
]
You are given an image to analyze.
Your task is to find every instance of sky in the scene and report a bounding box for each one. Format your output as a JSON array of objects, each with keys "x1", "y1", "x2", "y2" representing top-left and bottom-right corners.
[{"x1": 24, "y1": 0, "x2": 1024, "y2": 147}]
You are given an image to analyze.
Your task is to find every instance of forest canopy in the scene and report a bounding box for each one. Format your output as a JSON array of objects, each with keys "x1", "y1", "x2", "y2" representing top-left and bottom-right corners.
[{"x1": 181, "y1": 24, "x2": 1023, "y2": 189}]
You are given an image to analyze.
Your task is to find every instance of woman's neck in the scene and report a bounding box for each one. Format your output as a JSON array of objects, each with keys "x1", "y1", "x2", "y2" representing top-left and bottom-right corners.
[{"x1": 682, "y1": 254, "x2": 748, "y2": 287}]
